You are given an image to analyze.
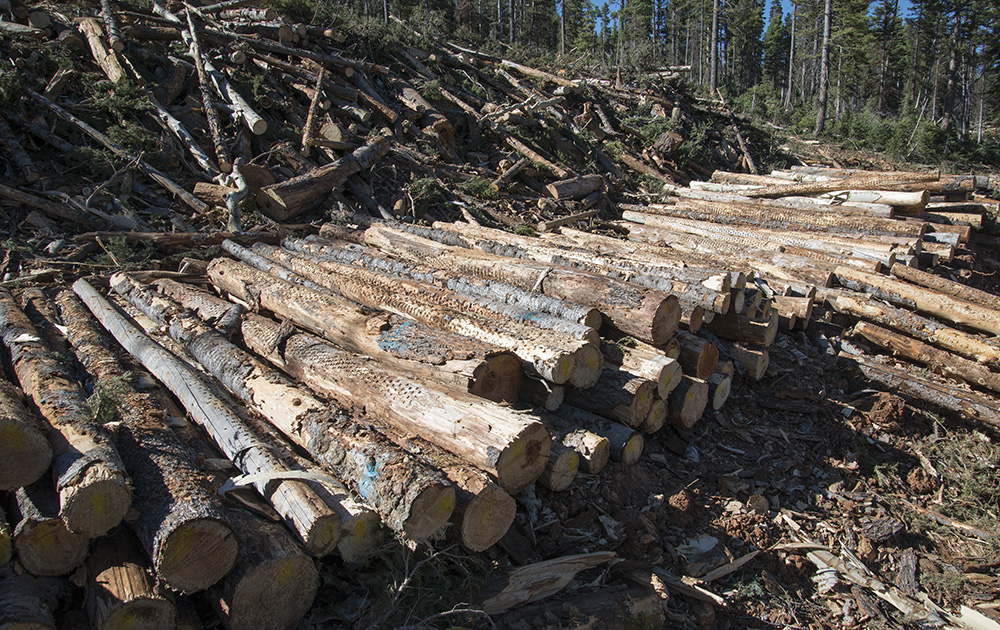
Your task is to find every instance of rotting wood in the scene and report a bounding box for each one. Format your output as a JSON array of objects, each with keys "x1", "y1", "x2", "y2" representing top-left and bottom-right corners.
[
  {"x1": 56, "y1": 290, "x2": 240, "y2": 592},
  {"x1": 363, "y1": 224, "x2": 679, "y2": 344},
  {"x1": 86, "y1": 527, "x2": 176, "y2": 630},
  {"x1": 107, "y1": 275, "x2": 452, "y2": 542},
  {"x1": 12, "y1": 478, "x2": 89, "y2": 576},
  {"x1": 834, "y1": 266, "x2": 1000, "y2": 336},
  {"x1": 0, "y1": 379, "x2": 52, "y2": 491},
  {"x1": 0, "y1": 288, "x2": 132, "y2": 538}
]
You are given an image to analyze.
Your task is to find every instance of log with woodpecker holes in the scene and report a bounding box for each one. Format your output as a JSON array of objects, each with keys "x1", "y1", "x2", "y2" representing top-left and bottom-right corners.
[
  {"x1": 86, "y1": 527, "x2": 176, "y2": 630},
  {"x1": 363, "y1": 224, "x2": 679, "y2": 344},
  {"x1": 109, "y1": 275, "x2": 452, "y2": 543},
  {"x1": 0, "y1": 288, "x2": 131, "y2": 538},
  {"x1": 56, "y1": 291, "x2": 240, "y2": 592},
  {"x1": 834, "y1": 266, "x2": 1000, "y2": 336},
  {"x1": 0, "y1": 379, "x2": 51, "y2": 491},
  {"x1": 207, "y1": 253, "x2": 522, "y2": 403}
]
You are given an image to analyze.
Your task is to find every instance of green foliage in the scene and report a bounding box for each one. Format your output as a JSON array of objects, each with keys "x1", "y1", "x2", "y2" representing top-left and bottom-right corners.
[
  {"x1": 95, "y1": 237, "x2": 158, "y2": 270},
  {"x1": 457, "y1": 176, "x2": 499, "y2": 199},
  {"x1": 513, "y1": 224, "x2": 537, "y2": 236},
  {"x1": 87, "y1": 373, "x2": 133, "y2": 425},
  {"x1": 0, "y1": 61, "x2": 24, "y2": 108},
  {"x1": 89, "y1": 81, "x2": 152, "y2": 122},
  {"x1": 408, "y1": 178, "x2": 448, "y2": 217}
]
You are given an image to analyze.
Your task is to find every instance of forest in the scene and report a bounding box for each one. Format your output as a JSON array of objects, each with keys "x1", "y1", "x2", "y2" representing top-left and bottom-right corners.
[{"x1": 311, "y1": 0, "x2": 1000, "y2": 165}]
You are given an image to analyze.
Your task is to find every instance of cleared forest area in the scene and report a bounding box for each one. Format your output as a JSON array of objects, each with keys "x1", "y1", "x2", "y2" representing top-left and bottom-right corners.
[{"x1": 1, "y1": 1, "x2": 1000, "y2": 629}]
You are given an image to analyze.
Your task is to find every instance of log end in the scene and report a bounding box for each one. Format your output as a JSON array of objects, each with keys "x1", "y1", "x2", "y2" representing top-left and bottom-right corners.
[
  {"x1": 402, "y1": 483, "x2": 456, "y2": 542},
  {"x1": 301, "y1": 512, "x2": 344, "y2": 558},
  {"x1": 14, "y1": 519, "x2": 89, "y2": 576},
  {"x1": 495, "y1": 422, "x2": 552, "y2": 494},
  {"x1": 225, "y1": 554, "x2": 319, "y2": 630},
  {"x1": 249, "y1": 118, "x2": 268, "y2": 136},
  {"x1": 537, "y1": 447, "x2": 579, "y2": 492},
  {"x1": 157, "y1": 518, "x2": 240, "y2": 593},
  {"x1": 657, "y1": 359, "x2": 683, "y2": 399},
  {"x1": 101, "y1": 598, "x2": 176, "y2": 630},
  {"x1": 617, "y1": 433, "x2": 645, "y2": 466},
  {"x1": 629, "y1": 380, "x2": 657, "y2": 426},
  {"x1": 567, "y1": 344, "x2": 604, "y2": 389},
  {"x1": 0, "y1": 419, "x2": 52, "y2": 491},
  {"x1": 669, "y1": 379, "x2": 709, "y2": 430},
  {"x1": 641, "y1": 398, "x2": 667, "y2": 434},
  {"x1": 572, "y1": 433, "x2": 611, "y2": 475},
  {"x1": 697, "y1": 343, "x2": 720, "y2": 380},
  {"x1": 710, "y1": 375, "x2": 732, "y2": 410},
  {"x1": 60, "y1": 474, "x2": 132, "y2": 539},
  {"x1": 649, "y1": 295, "x2": 681, "y2": 345},
  {"x1": 581, "y1": 308, "x2": 603, "y2": 330},
  {"x1": 731, "y1": 290, "x2": 746, "y2": 314},
  {"x1": 470, "y1": 352, "x2": 523, "y2": 404},
  {"x1": 337, "y1": 512, "x2": 385, "y2": 566},
  {"x1": 683, "y1": 305, "x2": 704, "y2": 334},
  {"x1": 458, "y1": 485, "x2": 516, "y2": 552}
]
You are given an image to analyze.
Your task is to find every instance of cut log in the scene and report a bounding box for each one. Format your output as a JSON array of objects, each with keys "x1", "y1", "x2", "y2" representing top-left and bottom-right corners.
[
  {"x1": 438, "y1": 464, "x2": 515, "y2": 552},
  {"x1": 540, "y1": 421, "x2": 610, "y2": 475},
  {"x1": 0, "y1": 183, "x2": 97, "y2": 227},
  {"x1": 232, "y1": 309, "x2": 550, "y2": 495},
  {"x1": 599, "y1": 340, "x2": 682, "y2": 398},
  {"x1": 56, "y1": 291, "x2": 240, "y2": 592},
  {"x1": 363, "y1": 224, "x2": 679, "y2": 344},
  {"x1": 0, "y1": 288, "x2": 131, "y2": 538},
  {"x1": 86, "y1": 527, "x2": 176, "y2": 630},
  {"x1": 772, "y1": 296, "x2": 813, "y2": 330},
  {"x1": 520, "y1": 378, "x2": 564, "y2": 411},
  {"x1": 210, "y1": 509, "x2": 318, "y2": 630},
  {"x1": 247, "y1": 242, "x2": 591, "y2": 386},
  {"x1": 537, "y1": 443, "x2": 579, "y2": 492},
  {"x1": 853, "y1": 322, "x2": 1000, "y2": 394},
  {"x1": 707, "y1": 373, "x2": 731, "y2": 410},
  {"x1": 0, "y1": 379, "x2": 51, "y2": 491},
  {"x1": 107, "y1": 276, "x2": 452, "y2": 542},
  {"x1": 831, "y1": 292, "x2": 1000, "y2": 369},
  {"x1": 642, "y1": 397, "x2": 668, "y2": 433},
  {"x1": 12, "y1": 479, "x2": 88, "y2": 576},
  {"x1": 73, "y1": 281, "x2": 361, "y2": 550},
  {"x1": 840, "y1": 350, "x2": 1000, "y2": 429},
  {"x1": 817, "y1": 189, "x2": 929, "y2": 209},
  {"x1": 703, "y1": 312, "x2": 777, "y2": 346},
  {"x1": 889, "y1": 263, "x2": 999, "y2": 311},
  {"x1": 0, "y1": 565, "x2": 56, "y2": 629},
  {"x1": 729, "y1": 343, "x2": 769, "y2": 381},
  {"x1": 545, "y1": 175, "x2": 604, "y2": 200},
  {"x1": 676, "y1": 332, "x2": 720, "y2": 379},
  {"x1": 564, "y1": 366, "x2": 656, "y2": 429},
  {"x1": 834, "y1": 266, "x2": 1000, "y2": 336},
  {"x1": 204, "y1": 256, "x2": 521, "y2": 404},
  {"x1": 548, "y1": 406, "x2": 644, "y2": 465},
  {"x1": 260, "y1": 134, "x2": 391, "y2": 220},
  {"x1": 668, "y1": 377, "x2": 709, "y2": 430}
]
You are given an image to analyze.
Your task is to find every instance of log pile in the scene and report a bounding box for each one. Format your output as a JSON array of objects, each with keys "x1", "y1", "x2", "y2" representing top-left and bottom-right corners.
[{"x1": 1, "y1": 0, "x2": 999, "y2": 625}]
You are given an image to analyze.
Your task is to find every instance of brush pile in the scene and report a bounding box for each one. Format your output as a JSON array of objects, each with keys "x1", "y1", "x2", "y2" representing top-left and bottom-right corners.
[{"x1": 2, "y1": 0, "x2": 1000, "y2": 626}]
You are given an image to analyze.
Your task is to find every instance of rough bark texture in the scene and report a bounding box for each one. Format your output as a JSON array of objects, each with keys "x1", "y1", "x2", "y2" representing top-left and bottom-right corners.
[
  {"x1": 0, "y1": 565, "x2": 56, "y2": 629},
  {"x1": 668, "y1": 376, "x2": 709, "y2": 430},
  {"x1": 548, "y1": 406, "x2": 644, "y2": 465},
  {"x1": 86, "y1": 527, "x2": 176, "y2": 630},
  {"x1": 676, "y1": 332, "x2": 720, "y2": 379},
  {"x1": 563, "y1": 366, "x2": 656, "y2": 428},
  {"x1": 0, "y1": 288, "x2": 131, "y2": 538},
  {"x1": 889, "y1": 263, "x2": 1000, "y2": 311},
  {"x1": 0, "y1": 378, "x2": 52, "y2": 491},
  {"x1": 56, "y1": 291, "x2": 239, "y2": 592}
]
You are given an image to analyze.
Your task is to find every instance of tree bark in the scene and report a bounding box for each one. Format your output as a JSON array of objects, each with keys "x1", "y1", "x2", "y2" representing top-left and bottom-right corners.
[
  {"x1": 0, "y1": 288, "x2": 131, "y2": 538},
  {"x1": 56, "y1": 291, "x2": 240, "y2": 592},
  {"x1": 548, "y1": 406, "x2": 645, "y2": 465},
  {"x1": 210, "y1": 508, "x2": 319, "y2": 630},
  {"x1": 0, "y1": 379, "x2": 51, "y2": 491},
  {"x1": 364, "y1": 224, "x2": 679, "y2": 344},
  {"x1": 600, "y1": 340, "x2": 683, "y2": 398},
  {"x1": 668, "y1": 376, "x2": 709, "y2": 430},
  {"x1": 834, "y1": 266, "x2": 1000, "y2": 336},
  {"x1": 676, "y1": 332, "x2": 720, "y2": 379},
  {"x1": 545, "y1": 175, "x2": 604, "y2": 200},
  {"x1": 704, "y1": 311, "x2": 777, "y2": 346},
  {"x1": 205, "y1": 256, "x2": 522, "y2": 403},
  {"x1": 889, "y1": 263, "x2": 999, "y2": 311},
  {"x1": 86, "y1": 527, "x2": 175, "y2": 630},
  {"x1": 814, "y1": 0, "x2": 831, "y2": 135},
  {"x1": 107, "y1": 275, "x2": 452, "y2": 542},
  {"x1": 12, "y1": 478, "x2": 89, "y2": 576},
  {"x1": 563, "y1": 366, "x2": 657, "y2": 428},
  {"x1": 260, "y1": 135, "x2": 392, "y2": 220},
  {"x1": 0, "y1": 565, "x2": 56, "y2": 628}
]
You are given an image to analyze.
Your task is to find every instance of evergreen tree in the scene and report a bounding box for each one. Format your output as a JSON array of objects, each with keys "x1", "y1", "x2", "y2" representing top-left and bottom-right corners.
[{"x1": 762, "y1": 0, "x2": 788, "y2": 89}]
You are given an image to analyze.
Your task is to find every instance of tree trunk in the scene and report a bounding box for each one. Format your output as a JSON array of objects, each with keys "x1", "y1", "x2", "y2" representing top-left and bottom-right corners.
[
  {"x1": 709, "y1": 0, "x2": 718, "y2": 92},
  {"x1": 889, "y1": 263, "x2": 998, "y2": 311},
  {"x1": 0, "y1": 288, "x2": 131, "y2": 538},
  {"x1": 12, "y1": 478, "x2": 89, "y2": 576},
  {"x1": 107, "y1": 275, "x2": 453, "y2": 543},
  {"x1": 548, "y1": 406, "x2": 645, "y2": 465},
  {"x1": 703, "y1": 312, "x2": 778, "y2": 346},
  {"x1": 234, "y1": 309, "x2": 551, "y2": 495},
  {"x1": 537, "y1": 442, "x2": 579, "y2": 492},
  {"x1": 364, "y1": 224, "x2": 679, "y2": 344},
  {"x1": 544, "y1": 175, "x2": 605, "y2": 200},
  {"x1": 541, "y1": 420, "x2": 611, "y2": 475},
  {"x1": 260, "y1": 135, "x2": 392, "y2": 220},
  {"x1": 56, "y1": 291, "x2": 240, "y2": 592},
  {"x1": 831, "y1": 292, "x2": 1000, "y2": 368},
  {"x1": 834, "y1": 266, "x2": 1000, "y2": 336},
  {"x1": 86, "y1": 527, "x2": 176, "y2": 630},
  {"x1": 210, "y1": 508, "x2": 319, "y2": 630},
  {"x1": 0, "y1": 379, "x2": 51, "y2": 491},
  {"x1": 814, "y1": 0, "x2": 832, "y2": 135}
]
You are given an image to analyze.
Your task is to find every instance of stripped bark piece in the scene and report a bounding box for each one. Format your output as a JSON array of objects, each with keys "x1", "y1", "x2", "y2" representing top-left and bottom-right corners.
[{"x1": 0, "y1": 288, "x2": 131, "y2": 538}]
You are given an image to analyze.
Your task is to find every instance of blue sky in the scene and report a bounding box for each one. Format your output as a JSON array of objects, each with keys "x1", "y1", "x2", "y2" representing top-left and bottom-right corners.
[{"x1": 769, "y1": 0, "x2": 916, "y2": 27}]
